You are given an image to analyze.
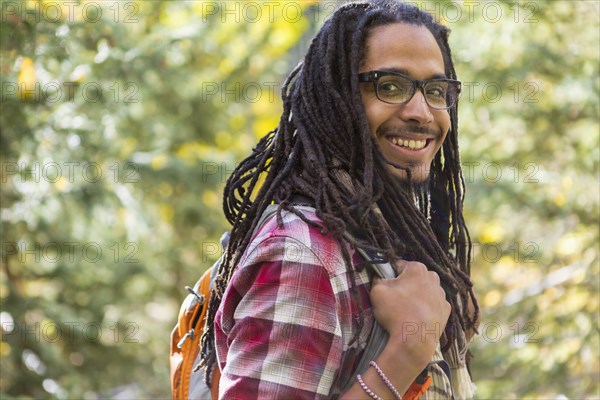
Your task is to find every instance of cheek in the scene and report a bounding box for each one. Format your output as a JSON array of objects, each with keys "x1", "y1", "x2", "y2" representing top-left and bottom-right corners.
[
  {"x1": 363, "y1": 102, "x2": 387, "y2": 137},
  {"x1": 365, "y1": 107, "x2": 379, "y2": 136},
  {"x1": 437, "y1": 110, "x2": 451, "y2": 141},
  {"x1": 360, "y1": 88, "x2": 383, "y2": 136}
]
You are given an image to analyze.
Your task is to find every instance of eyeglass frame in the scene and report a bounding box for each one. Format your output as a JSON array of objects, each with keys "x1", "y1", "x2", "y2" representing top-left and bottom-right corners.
[{"x1": 357, "y1": 70, "x2": 462, "y2": 110}]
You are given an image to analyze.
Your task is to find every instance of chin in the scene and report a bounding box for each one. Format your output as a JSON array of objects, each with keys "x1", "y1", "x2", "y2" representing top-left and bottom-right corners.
[{"x1": 389, "y1": 163, "x2": 432, "y2": 186}]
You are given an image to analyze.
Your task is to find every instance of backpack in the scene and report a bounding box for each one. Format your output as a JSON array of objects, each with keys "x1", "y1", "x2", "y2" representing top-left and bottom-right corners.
[
  {"x1": 170, "y1": 259, "x2": 221, "y2": 399},
  {"x1": 170, "y1": 207, "x2": 433, "y2": 399}
]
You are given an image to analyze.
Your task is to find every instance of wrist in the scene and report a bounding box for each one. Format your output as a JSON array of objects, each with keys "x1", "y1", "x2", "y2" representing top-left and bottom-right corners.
[
  {"x1": 340, "y1": 335, "x2": 432, "y2": 399},
  {"x1": 384, "y1": 334, "x2": 432, "y2": 377},
  {"x1": 370, "y1": 361, "x2": 402, "y2": 400}
]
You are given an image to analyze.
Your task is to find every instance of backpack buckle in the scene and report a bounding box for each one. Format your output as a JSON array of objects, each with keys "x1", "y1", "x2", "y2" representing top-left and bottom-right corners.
[
  {"x1": 177, "y1": 329, "x2": 195, "y2": 349},
  {"x1": 185, "y1": 286, "x2": 205, "y2": 304}
]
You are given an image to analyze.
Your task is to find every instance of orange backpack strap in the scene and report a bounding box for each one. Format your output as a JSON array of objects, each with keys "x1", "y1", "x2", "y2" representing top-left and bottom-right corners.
[
  {"x1": 170, "y1": 267, "x2": 214, "y2": 400},
  {"x1": 210, "y1": 367, "x2": 221, "y2": 399},
  {"x1": 403, "y1": 369, "x2": 432, "y2": 400}
]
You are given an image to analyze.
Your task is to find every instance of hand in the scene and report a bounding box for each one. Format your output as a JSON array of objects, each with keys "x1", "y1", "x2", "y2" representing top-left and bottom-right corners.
[{"x1": 369, "y1": 260, "x2": 451, "y2": 366}]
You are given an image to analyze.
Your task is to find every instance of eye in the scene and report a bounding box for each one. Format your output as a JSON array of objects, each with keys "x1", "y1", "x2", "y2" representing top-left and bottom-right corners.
[
  {"x1": 377, "y1": 77, "x2": 411, "y2": 96},
  {"x1": 426, "y1": 83, "x2": 447, "y2": 98},
  {"x1": 379, "y1": 81, "x2": 402, "y2": 93}
]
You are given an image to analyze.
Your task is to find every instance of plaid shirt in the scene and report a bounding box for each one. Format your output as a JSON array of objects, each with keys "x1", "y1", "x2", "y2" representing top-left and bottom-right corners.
[{"x1": 214, "y1": 206, "x2": 455, "y2": 399}]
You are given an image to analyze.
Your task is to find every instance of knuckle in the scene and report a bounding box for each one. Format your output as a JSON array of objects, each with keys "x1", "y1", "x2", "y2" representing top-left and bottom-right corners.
[
  {"x1": 404, "y1": 261, "x2": 428, "y2": 275},
  {"x1": 370, "y1": 280, "x2": 389, "y2": 294},
  {"x1": 369, "y1": 282, "x2": 382, "y2": 294},
  {"x1": 444, "y1": 300, "x2": 452, "y2": 311},
  {"x1": 428, "y1": 270, "x2": 441, "y2": 282},
  {"x1": 411, "y1": 261, "x2": 427, "y2": 270}
]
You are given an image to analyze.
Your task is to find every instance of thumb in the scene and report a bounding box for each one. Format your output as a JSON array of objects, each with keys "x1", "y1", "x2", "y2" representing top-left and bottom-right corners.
[
  {"x1": 372, "y1": 276, "x2": 396, "y2": 287},
  {"x1": 392, "y1": 259, "x2": 409, "y2": 275},
  {"x1": 371, "y1": 276, "x2": 391, "y2": 287}
]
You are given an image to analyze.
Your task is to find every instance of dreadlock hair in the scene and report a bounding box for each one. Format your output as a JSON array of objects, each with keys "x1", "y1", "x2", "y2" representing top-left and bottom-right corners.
[{"x1": 199, "y1": 0, "x2": 479, "y2": 382}]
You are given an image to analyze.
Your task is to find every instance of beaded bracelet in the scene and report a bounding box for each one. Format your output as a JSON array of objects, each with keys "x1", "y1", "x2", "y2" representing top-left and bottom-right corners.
[
  {"x1": 369, "y1": 361, "x2": 402, "y2": 400},
  {"x1": 356, "y1": 374, "x2": 384, "y2": 400}
]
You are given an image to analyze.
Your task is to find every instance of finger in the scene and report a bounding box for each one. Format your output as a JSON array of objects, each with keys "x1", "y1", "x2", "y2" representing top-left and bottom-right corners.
[
  {"x1": 440, "y1": 286, "x2": 448, "y2": 300},
  {"x1": 392, "y1": 259, "x2": 409, "y2": 275},
  {"x1": 371, "y1": 276, "x2": 394, "y2": 287},
  {"x1": 428, "y1": 270, "x2": 441, "y2": 285}
]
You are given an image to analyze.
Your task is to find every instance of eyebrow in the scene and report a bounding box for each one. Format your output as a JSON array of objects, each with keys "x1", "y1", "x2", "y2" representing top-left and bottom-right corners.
[{"x1": 378, "y1": 67, "x2": 448, "y2": 80}]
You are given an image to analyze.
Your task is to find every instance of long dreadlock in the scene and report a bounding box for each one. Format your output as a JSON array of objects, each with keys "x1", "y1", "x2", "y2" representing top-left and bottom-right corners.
[{"x1": 199, "y1": 0, "x2": 479, "y2": 383}]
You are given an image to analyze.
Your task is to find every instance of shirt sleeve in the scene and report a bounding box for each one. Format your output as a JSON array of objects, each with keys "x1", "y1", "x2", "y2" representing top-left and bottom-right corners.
[{"x1": 215, "y1": 235, "x2": 344, "y2": 399}]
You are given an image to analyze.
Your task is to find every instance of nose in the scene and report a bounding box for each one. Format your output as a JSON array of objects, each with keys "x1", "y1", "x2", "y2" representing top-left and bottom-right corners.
[{"x1": 396, "y1": 89, "x2": 433, "y2": 125}]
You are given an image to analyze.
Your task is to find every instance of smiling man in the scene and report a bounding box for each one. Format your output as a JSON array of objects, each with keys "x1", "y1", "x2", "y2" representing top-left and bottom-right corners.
[
  {"x1": 198, "y1": 1, "x2": 479, "y2": 399},
  {"x1": 359, "y1": 23, "x2": 460, "y2": 184}
]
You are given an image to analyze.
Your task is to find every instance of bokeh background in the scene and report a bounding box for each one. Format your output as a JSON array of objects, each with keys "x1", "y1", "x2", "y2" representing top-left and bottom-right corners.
[{"x1": 1, "y1": 0, "x2": 598, "y2": 398}]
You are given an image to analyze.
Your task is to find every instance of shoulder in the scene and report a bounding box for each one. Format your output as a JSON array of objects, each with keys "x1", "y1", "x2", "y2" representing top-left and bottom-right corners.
[
  {"x1": 239, "y1": 206, "x2": 348, "y2": 277},
  {"x1": 217, "y1": 207, "x2": 347, "y2": 339}
]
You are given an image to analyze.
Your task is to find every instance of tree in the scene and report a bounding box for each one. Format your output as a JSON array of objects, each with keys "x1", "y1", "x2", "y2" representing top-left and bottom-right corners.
[
  {"x1": 443, "y1": 0, "x2": 599, "y2": 397},
  {"x1": 1, "y1": 0, "x2": 597, "y2": 398},
  {"x1": 1, "y1": 1, "x2": 312, "y2": 397}
]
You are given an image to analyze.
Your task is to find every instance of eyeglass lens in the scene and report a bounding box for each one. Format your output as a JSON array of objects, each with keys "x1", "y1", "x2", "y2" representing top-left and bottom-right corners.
[{"x1": 376, "y1": 75, "x2": 457, "y2": 109}]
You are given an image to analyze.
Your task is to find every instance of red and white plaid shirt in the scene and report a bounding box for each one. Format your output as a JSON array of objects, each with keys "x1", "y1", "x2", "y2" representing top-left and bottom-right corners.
[
  {"x1": 214, "y1": 206, "x2": 460, "y2": 399},
  {"x1": 215, "y1": 206, "x2": 375, "y2": 399}
]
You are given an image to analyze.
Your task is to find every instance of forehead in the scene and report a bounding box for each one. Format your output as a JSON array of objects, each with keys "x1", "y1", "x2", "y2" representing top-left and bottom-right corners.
[{"x1": 361, "y1": 23, "x2": 446, "y2": 79}]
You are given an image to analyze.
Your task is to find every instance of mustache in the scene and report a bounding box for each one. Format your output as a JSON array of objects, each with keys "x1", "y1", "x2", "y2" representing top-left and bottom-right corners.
[{"x1": 377, "y1": 125, "x2": 441, "y2": 138}]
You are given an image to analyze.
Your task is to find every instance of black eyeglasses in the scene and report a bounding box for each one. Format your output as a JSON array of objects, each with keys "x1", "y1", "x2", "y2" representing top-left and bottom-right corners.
[{"x1": 358, "y1": 70, "x2": 461, "y2": 110}]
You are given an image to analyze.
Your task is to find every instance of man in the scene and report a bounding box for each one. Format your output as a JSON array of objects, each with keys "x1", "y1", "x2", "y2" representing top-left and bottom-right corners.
[{"x1": 199, "y1": 0, "x2": 479, "y2": 398}]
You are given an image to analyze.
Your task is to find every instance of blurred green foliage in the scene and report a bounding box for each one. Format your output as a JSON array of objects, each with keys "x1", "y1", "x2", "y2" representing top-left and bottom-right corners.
[
  {"x1": 447, "y1": 1, "x2": 599, "y2": 398},
  {"x1": 0, "y1": 1, "x2": 598, "y2": 399}
]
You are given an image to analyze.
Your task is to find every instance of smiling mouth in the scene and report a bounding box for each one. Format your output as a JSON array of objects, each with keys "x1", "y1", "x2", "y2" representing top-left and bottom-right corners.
[{"x1": 386, "y1": 136, "x2": 432, "y2": 151}]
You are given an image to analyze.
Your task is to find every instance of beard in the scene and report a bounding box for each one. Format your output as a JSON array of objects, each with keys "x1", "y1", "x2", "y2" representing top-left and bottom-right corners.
[
  {"x1": 410, "y1": 177, "x2": 430, "y2": 193},
  {"x1": 389, "y1": 160, "x2": 431, "y2": 196},
  {"x1": 397, "y1": 174, "x2": 430, "y2": 204}
]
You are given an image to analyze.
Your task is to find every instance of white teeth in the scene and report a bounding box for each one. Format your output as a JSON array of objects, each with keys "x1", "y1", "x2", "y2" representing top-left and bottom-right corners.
[{"x1": 389, "y1": 138, "x2": 426, "y2": 150}]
